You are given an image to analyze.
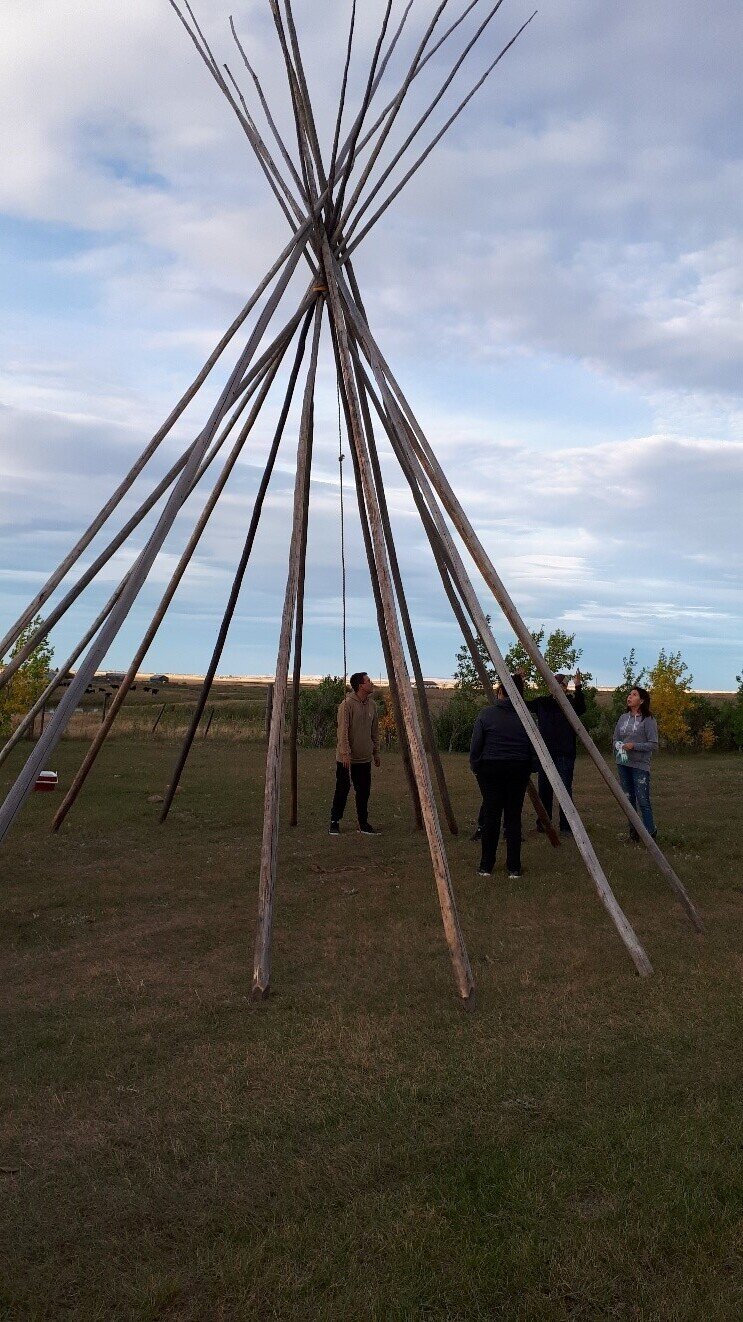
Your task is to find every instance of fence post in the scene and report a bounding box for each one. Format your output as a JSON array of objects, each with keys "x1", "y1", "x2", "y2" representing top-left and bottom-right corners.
[{"x1": 151, "y1": 703, "x2": 166, "y2": 735}]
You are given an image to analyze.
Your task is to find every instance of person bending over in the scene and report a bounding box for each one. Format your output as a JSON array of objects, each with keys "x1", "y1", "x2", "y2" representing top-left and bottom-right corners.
[
  {"x1": 329, "y1": 671, "x2": 380, "y2": 836},
  {"x1": 469, "y1": 674, "x2": 531, "y2": 879}
]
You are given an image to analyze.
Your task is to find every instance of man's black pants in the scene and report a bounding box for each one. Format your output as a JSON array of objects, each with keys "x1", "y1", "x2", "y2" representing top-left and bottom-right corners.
[
  {"x1": 475, "y1": 760, "x2": 531, "y2": 873},
  {"x1": 537, "y1": 754, "x2": 575, "y2": 832},
  {"x1": 331, "y1": 761, "x2": 372, "y2": 827}
]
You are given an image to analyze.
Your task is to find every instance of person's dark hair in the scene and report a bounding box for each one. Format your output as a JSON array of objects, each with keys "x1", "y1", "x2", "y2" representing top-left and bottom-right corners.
[
  {"x1": 349, "y1": 671, "x2": 368, "y2": 693},
  {"x1": 495, "y1": 672, "x2": 524, "y2": 701},
  {"x1": 630, "y1": 685, "x2": 652, "y2": 718}
]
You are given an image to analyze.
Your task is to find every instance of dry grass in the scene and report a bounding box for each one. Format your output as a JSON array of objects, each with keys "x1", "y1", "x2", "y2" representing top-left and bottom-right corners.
[{"x1": 1, "y1": 740, "x2": 741, "y2": 1320}]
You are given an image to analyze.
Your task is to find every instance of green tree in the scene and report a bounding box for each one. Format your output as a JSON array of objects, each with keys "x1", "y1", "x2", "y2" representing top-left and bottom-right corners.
[
  {"x1": 647, "y1": 648, "x2": 692, "y2": 749},
  {"x1": 0, "y1": 617, "x2": 54, "y2": 738},
  {"x1": 504, "y1": 626, "x2": 591, "y2": 696},
  {"x1": 609, "y1": 649, "x2": 648, "y2": 725},
  {"x1": 453, "y1": 615, "x2": 497, "y2": 696}
]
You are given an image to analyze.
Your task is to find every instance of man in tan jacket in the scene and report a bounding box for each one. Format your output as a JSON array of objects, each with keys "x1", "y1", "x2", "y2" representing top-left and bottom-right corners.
[{"x1": 329, "y1": 671, "x2": 381, "y2": 835}]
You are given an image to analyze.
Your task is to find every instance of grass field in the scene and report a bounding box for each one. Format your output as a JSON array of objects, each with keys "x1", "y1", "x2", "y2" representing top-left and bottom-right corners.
[{"x1": 1, "y1": 740, "x2": 741, "y2": 1320}]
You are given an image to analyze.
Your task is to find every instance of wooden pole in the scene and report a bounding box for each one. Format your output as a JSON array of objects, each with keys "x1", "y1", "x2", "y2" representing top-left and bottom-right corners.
[
  {"x1": 170, "y1": 0, "x2": 311, "y2": 238},
  {"x1": 340, "y1": 293, "x2": 654, "y2": 975},
  {"x1": 0, "y1": 296, "x2": 312, "y2": 692},
  {"x1": 432, "y1": 548, "x2": 561, "y2": 849},
  {"x1": 352, "y1": 307, "x2": 702, "y2": 933},
  {"x1": 329, "y1": 321, "x2": 423, "y2": 832},
  {"x1": 349, "y1": 332, "x2": 560, "y2": 848},
  {"x1": 0, "y1": 209, "x2": 320, "y2": 661},
  {"x1": 252, "y1": 300, "x2": 324, "y2": 1000},
  {"x1": 159, "y1": 304, "x2": 316, "y2": 822},
  {"x1": 321, "y1": 235, "x2": 474, "y2": 1001},
  {"x1": 0, "y1": 237, "x2": 310, "y2": 846},
  {"x1": 282, "y1": 56, "x2": 426, "y2": 836},
  {"x1": 230, "y1": 18, "x2": 310, "y2": 207},
  {"x1": 342, "y1": 0, "x2": 507, "y2": 244},
  {"x1": 345, "y1": 12, "x2": 537, "y2": 257},
  {"x1": 289, "y1": 393, "x2": 315, "y2": 828},
  {"x1": 50, "y1": 344, "x2": 289, "y2": 834},
  {"x1": 353, "y1": 361, "x2": 459, "y2": 835},
  {"x1": 0, "y1": 576, "x2": 135, "y2": 770},
  {"x1": 332, "y1": 0, "x2": 451, "y2": 235}
]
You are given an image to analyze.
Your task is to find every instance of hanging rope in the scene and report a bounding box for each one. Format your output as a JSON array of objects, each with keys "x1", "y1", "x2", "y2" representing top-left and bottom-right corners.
[{"x1": 337, "y1": 379, "x2": 348, "y2": 686}]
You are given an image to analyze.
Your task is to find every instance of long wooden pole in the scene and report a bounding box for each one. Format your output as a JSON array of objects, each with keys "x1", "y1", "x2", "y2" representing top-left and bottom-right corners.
[
  {"x1": 396, "y1": 416, "x2": 653, "y2": 973},
  {"x1": 342, "y1": 0, "x2": 507, "y2": 243},
  {"x1": 50, "y1": 344, "x2": 290, "y2": 833},
  {"x1": 332, "y1": 0, "x2": 452, "y2": 235},
  {"x1": 0, "y1": 295, "x2": 314, "y2": 690},
  {"x1": 350, "y1": 340, "x2": 559, "y2": 848},
  {"x1": 170, "y1": 0, "x2": 311, "y2": 238},
  {"x1": 0, "y1": 237, "x2": 309, "y2": 845},
  {"x1": 321, "y1": 234, "x2": 474, "y2": 1000},
  {"x1": 330, "y1": 321, "x2": 423, "y2": 833},
  {"x1": 363, "y1": 325, "x2": 701, "y2": 932},
  {"x1": 0, "y1": 572, "x2": 135, "y2": 768},
  {"x1": 353, "y1": 362, "x2": 459, "y2": 835},
  {"x1": 158, "y1": 304, "x2": 317, "y2": 822},
  {"x1": 345, "y1": 12, "x2": 537, "y2": 257},
  {"x1": 0, "y1": 210, "x2": 319, "y2": 661},
  {"x1": 267, "y1": 17, "x2": 423, "y2": 833},
  {"x1": 252, "y1": 301, "x2": 323, "y2": 999},
  {"x1": 431, "y1": 540, "x2": 561, "y2": 848},
  {"x1": 339, "y1": 291, "x2": 654, "y2": 975},
  {"x1": 289, "y1": 394, "x2": 315, "y2": 828}
]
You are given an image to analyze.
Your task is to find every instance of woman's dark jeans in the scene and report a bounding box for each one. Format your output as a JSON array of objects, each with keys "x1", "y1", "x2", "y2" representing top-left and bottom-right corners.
[
  {"x1": 617, "y1": 764, "x2": 656, "y2": 835},
  {"x1": 475, "y1": 760, "x2": 531, "y2": 873}
]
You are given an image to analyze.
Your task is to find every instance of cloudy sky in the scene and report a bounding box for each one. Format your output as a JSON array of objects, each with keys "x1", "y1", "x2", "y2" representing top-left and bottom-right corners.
[{"x1": 1, "y1": 0, "x2": 741, "y2": 687}]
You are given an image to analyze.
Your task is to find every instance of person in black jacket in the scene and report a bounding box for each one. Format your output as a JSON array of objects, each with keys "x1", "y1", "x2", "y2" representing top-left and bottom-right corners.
[
  {"x1": 525, "y1": 671, "x2": 585, "y2": 836},
  {"x1": 469, "y1": 675, "x2": 532, "y2": 878}
]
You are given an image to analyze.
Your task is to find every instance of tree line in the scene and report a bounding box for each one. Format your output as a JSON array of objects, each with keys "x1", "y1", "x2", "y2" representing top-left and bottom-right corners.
[{"x1": 3, "y1": 616, "x2": 742, "y2": 755}]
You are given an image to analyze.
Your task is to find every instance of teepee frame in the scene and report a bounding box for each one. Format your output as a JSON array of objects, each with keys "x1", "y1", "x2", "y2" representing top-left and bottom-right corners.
[{"x1": 0, "y1": 1, "x2": 702, "y2": 1000}]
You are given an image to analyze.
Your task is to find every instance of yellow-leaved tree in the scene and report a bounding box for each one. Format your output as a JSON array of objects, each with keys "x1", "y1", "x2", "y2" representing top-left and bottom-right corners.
[
  {"x1": 648, "y1": 648, "x2": 692, "y2": 748},
  {"x1": 0, "y1": 617, "x2": 54, "y2": 738}
]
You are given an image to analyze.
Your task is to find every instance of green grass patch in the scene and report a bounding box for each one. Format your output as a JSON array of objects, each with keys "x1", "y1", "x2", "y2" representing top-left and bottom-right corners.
[{"x1": 1, "y1": 743, "x2": 741, "y2": 1319}]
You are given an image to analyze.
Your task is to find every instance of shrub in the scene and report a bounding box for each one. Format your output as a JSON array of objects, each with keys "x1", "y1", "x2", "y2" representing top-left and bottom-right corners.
[
  {"x1": 296, "y1": 676, "x2": 345, "y2": 748},
  {"x1": 434, "y1": 690, "x2": 484, "y2": 753},
  {"x1": 580, "y1": 684, "x2": 613, "y2": 751},
  {"x1": 0, "y1": 616, "x2": 54, "y2": 738},
  {"x1": 377, "y1": 690, "x2": 397, "y2": 748}
]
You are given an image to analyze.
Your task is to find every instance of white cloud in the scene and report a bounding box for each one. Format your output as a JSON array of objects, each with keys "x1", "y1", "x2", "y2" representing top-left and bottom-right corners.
[{"x1": 1, "y1": 1, "x2": 741, "y2": 684}]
